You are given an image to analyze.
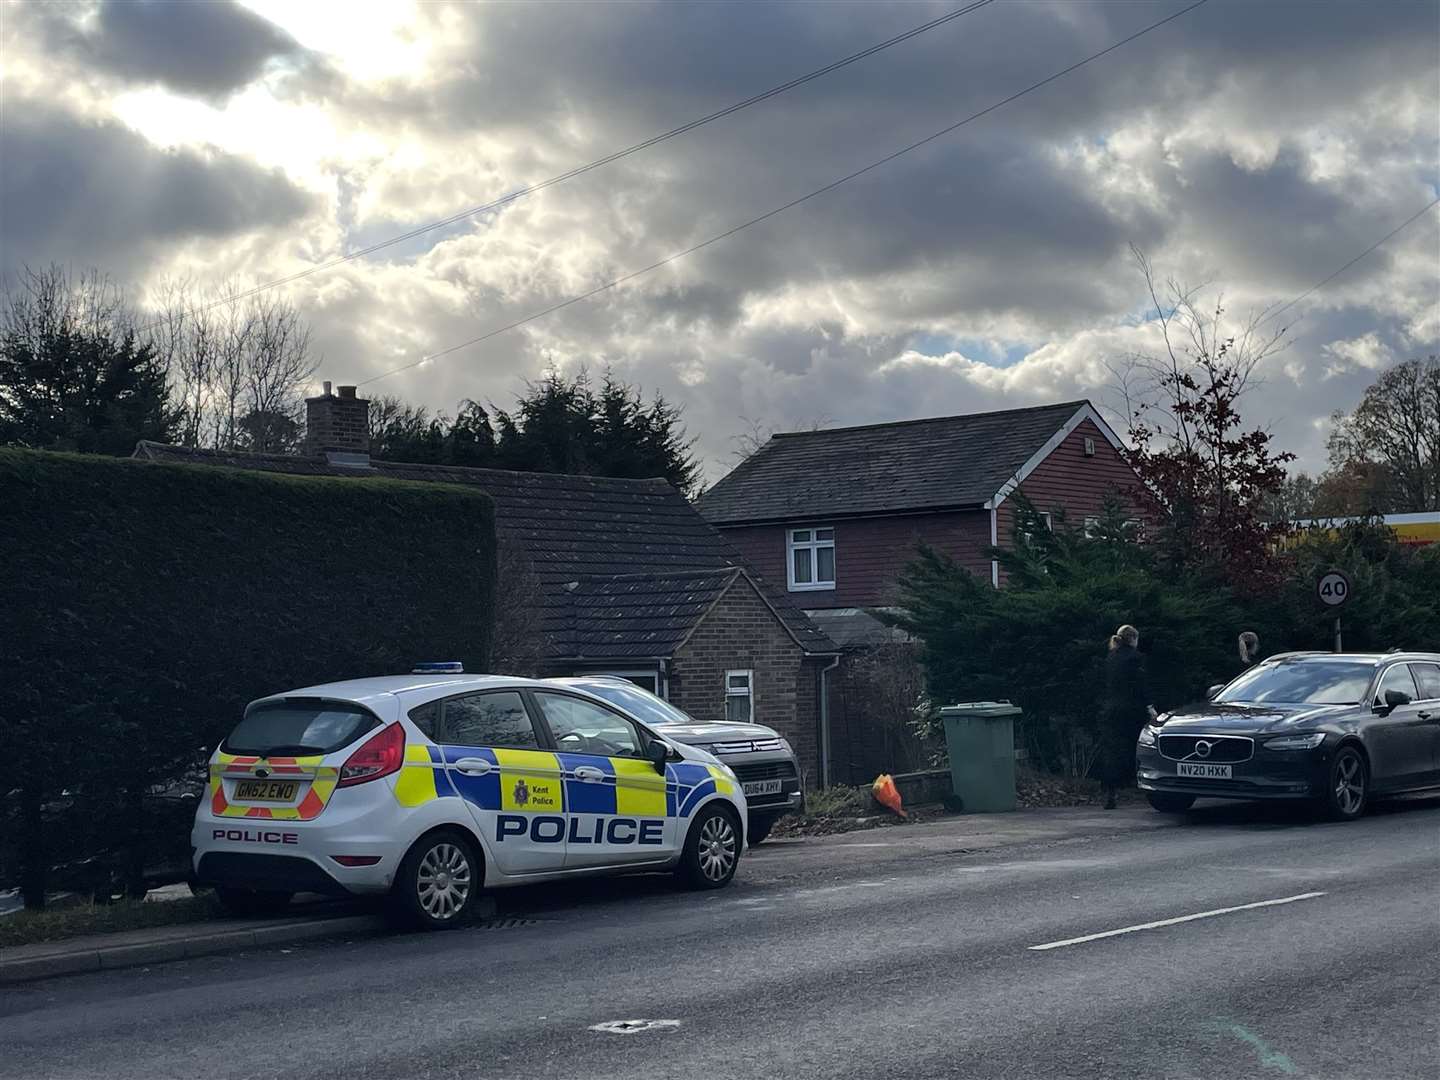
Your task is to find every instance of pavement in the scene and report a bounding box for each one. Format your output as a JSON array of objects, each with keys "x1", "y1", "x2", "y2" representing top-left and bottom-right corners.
[{"x1": 1, "y1": 797, "x2": 1437, "y2": 1079}]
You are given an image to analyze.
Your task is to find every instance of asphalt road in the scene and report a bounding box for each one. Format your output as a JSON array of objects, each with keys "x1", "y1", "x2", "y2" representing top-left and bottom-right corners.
[{"x1": 2, "y1": 799, "x2": 1437, "y2": 1080}]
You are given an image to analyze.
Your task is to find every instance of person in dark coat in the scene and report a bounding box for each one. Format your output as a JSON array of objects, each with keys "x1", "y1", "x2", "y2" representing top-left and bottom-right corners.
[{"x1": 1099, "y1": 624, "x2": 1157, "y2": 810}]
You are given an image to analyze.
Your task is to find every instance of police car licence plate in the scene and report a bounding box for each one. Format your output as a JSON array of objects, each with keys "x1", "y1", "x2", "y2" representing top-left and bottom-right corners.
[
  {"x1": 743, "y1": 779, "x2": 783, "y2": 796},
  {"x1": 234, "y1": 780, "x2": 299, "y2": 801}
]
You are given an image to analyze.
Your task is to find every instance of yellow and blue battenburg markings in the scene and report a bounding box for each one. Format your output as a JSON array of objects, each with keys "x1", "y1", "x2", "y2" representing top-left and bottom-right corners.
[
  {"x1": 393, "y1": 742, "x2": 734, "y2": 821},
  {"x1": 393, "y1": 744, "x2": 456, "y2": 807}
]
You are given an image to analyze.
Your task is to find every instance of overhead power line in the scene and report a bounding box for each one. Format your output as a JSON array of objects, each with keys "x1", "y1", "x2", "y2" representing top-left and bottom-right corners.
[
  {"x1": 1263, "y1": 195, "x2": 1440, "y2": 328},
  {"x1": 140, "y1": 0, "x2": 998, "y2": 332},
  {"x1": 360, "y1": 0, "x2": 1211, "y2": 386}
]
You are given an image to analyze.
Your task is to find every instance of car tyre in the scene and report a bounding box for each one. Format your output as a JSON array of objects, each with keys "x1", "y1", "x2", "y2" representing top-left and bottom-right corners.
[
  {"x1": 747, "y1": 815, "x2": 777, "y2": 847},
  {"x1": 215, "y1": 886, "x2": 293, "y2": 917},
  {"x1": 677, "y1": 804, "x2": 740, "y2": 889},
  {"x1": 1146, "y1": 793, "x2": 1196, "y2": 814},
  {"x1": 393, "y1": 830, "x2": 481, "y2": 930},
  {"x1": 1321, "y1": 746, "x2": 1368, "y2": 822}
]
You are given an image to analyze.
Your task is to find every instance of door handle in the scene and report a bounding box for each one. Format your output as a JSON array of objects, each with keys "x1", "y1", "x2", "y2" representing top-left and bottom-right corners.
[
  {"x1": 454, "y1": 757, "x2": 492, "y2": 775},
  {"x1": 1419, "y1": 711, "x2": 1434, "y2": 721},
  {"x1": 573, "y1": 766, "x2": 606, "y2": 782}
]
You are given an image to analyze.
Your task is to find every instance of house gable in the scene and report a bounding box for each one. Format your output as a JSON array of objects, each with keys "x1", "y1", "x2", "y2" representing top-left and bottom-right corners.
[
  {"x1": 669, "y1": 573, "x2": 821, "y2": 780},
  {"x1": 990, "y1": 415, "x2": 1142, "y2": 582}
]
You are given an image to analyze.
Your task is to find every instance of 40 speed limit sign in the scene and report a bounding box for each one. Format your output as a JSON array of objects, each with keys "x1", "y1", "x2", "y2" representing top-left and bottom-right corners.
[{"x1": 1316, "y1": 569, "x2": 1353, "y2": 608}]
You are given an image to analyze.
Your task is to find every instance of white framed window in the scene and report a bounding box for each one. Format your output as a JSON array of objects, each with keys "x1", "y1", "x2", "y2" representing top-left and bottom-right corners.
[
  {"x1": 787, "y1": 526, "x2": 835, "y2": 591},
  {"x1": 724, "y1": 670, "x2": 754, "y2": 723},
  {"x1": 1020, "y1": 512, "x2": 1054, "y2": 545},
  {"x1": 1083, "y1": 516, "x2": 1100, "y2": 538}
]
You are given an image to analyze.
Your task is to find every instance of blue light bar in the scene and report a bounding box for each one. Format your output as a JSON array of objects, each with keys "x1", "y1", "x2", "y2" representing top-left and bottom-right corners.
[{"x1": 412, "y1": 662, "x2": 464, "y2": 674}]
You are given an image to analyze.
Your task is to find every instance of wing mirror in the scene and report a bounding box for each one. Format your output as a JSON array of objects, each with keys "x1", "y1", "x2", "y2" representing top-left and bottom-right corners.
[
  {"x1": 1206, "y1": 684, "x2": 1224, "y2": 701},
  {"x1": 645, "y1": 738, "x2": 670, "y2": 775},
  {"x1": 1379, "y1": 689, "x2": 1413, "y2": 713}
]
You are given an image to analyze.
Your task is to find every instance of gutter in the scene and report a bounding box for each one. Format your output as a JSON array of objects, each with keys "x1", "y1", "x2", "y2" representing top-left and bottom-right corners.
[{"x1": 704, "y1": 503, "x2": 988, "y2": 529}]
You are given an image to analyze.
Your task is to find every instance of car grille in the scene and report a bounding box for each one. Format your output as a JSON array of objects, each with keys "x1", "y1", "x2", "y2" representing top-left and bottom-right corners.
[
  {"x1": 1157, "y1": 734, "x2": 1254, "y2": 764},
  {"x1": 710, "y1": 738, "x2": 786, "y2": 755},
  {"x1": 732, "y1": 761, "x2": 798, "y2": 783}
]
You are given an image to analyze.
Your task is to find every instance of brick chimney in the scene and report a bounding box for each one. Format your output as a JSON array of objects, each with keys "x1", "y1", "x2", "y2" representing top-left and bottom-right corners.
[{"x1": 304, "y1": 381, "x2": 371, "y2": 462}]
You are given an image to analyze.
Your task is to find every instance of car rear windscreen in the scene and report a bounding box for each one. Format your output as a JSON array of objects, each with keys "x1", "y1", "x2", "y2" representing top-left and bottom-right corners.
[{"x1": 224, "y1": 699, "x2": 380, "y2": 756}]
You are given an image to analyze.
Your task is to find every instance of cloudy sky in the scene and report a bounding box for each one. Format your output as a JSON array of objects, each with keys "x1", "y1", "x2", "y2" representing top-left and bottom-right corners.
[{"x1": 3, "y1": 0, "x2": 1437, "y2": 480}]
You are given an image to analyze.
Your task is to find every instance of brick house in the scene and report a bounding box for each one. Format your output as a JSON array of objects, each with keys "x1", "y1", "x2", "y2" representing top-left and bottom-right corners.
[
  {"x1": 695, "y1": 400, "x2": 1141, "y2": 782},
  {"x1": 134, "y1": 384, "x2": 840, "y2": 785}
]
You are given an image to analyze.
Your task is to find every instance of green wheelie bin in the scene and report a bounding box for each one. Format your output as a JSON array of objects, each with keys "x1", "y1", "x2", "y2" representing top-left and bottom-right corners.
[{"x1": 939, "y1": 701, "x2": 1021, "y2": 813}]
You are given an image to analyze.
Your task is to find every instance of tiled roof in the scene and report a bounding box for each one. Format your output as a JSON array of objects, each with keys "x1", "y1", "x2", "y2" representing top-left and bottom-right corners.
[
  {"x1": 695, "y1": 401, "x2": 1088, "y2": 525},
  {"x1": 557, "y1": 568, "x2": 740, "y2": 660},
  {"x1": 132, "y1": 443, "x2": 837, "y2": 657}
]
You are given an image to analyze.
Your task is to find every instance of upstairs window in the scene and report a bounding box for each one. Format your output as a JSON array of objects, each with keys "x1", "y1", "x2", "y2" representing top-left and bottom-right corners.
[{"x1": 787, "y1": 527, "x2": 835, "y2": 591}]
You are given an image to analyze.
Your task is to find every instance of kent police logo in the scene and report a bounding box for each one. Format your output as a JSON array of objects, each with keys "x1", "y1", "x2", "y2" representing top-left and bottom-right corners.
[{"x1": 513, "y1": 778, "x2": 530, "y2": 807}]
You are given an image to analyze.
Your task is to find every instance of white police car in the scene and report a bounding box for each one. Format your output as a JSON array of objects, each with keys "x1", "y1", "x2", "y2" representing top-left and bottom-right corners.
[{"x1": 192, "y1": 666, "x2": 747, "y2": 928}]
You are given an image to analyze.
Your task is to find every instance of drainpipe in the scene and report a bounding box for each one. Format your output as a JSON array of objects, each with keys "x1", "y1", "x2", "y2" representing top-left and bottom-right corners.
[
  {"x1": 818, "y1": 654, "x2": 841, "y2": 789},
  {"x1": 989, "y1": 503, "x2": 1000, "y2": 588}
]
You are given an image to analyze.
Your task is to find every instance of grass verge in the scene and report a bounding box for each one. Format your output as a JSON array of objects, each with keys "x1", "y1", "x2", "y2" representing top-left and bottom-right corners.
[
  {"x1": 1015, "y1": 766, "x2": 1146, "y2": 808},
  {"x1": 772, "y1": 769, "x2": 1146, "y2": 840},
  {"x1": 0, "y1": 895, "x2": 222, "y2": 951}
]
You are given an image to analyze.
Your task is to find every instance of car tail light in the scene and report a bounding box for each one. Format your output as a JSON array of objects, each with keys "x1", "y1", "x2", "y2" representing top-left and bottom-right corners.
[{"x1": 338, "y1": 724, "x2": 404, "y2": 787}]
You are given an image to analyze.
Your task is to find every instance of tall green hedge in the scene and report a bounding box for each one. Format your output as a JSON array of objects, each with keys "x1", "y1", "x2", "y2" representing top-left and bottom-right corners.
[{"x1": 0, "y1": 449, "x2": 496, "y2": 905}]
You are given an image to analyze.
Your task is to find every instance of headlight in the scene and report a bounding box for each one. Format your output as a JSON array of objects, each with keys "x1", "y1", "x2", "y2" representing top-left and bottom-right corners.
[
  {"x1": 1137, "y1": 726, "x2": 1158, "y2": 747},
  {"x1": 1265, "y1": 732, "x2": 1327, "y2": 751}
]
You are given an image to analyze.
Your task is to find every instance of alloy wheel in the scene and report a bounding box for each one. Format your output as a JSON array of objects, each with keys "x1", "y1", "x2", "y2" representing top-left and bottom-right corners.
[
  {"x1": 416, "y1": 842, "x2": 472, "y2": 920},
  {"x1": 698, "y1": 814, "x2": 738, "y2": 882},
  {"x1": 1334, "y1": 753, "x2": 1365, "y2": 816}
]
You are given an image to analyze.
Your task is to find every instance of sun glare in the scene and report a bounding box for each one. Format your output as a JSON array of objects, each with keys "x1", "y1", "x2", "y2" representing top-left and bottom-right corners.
[{"x1": 239, "y1": 0, "x2": 433, "y2": 82}]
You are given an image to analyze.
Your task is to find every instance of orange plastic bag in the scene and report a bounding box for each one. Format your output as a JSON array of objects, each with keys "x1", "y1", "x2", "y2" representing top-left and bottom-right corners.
[{"x1": 872, "y1": 773, "x2": 907, "y2": 818}]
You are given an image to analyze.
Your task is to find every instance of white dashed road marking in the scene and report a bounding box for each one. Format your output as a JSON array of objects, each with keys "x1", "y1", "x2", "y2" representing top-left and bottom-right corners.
[
  {"x1": 590, "y1": 1020, "x2": 682, "y2": 1035},
  {"x1": 1028, "y1": 892, "x2": 1327, "y2": 951}
]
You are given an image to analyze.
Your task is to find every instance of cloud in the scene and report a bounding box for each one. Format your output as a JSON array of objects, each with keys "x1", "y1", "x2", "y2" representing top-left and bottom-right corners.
[
  {"x1": 36, "y1": 0, "x2": 306, "y2": 99},
  {"x1": 1322, "y1": 333, "x2": 1397, "y2": 379},
  {"x1": 0, "y1": 101, "x2": 316, "y2": 281},
  {"x1": 2, "y1": 0, "x2": 1435, "y2": 484}
]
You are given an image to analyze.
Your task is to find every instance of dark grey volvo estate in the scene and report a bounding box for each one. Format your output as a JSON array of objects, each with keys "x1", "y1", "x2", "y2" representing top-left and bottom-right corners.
[{"x1": 1136, "y1": 652, "x2": 1440, "y2": 820}]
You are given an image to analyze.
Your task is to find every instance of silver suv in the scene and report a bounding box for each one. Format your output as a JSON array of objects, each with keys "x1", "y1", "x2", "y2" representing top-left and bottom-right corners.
[{"x1": 551, "y1": 677, "x2": 805, "y2": 845}]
